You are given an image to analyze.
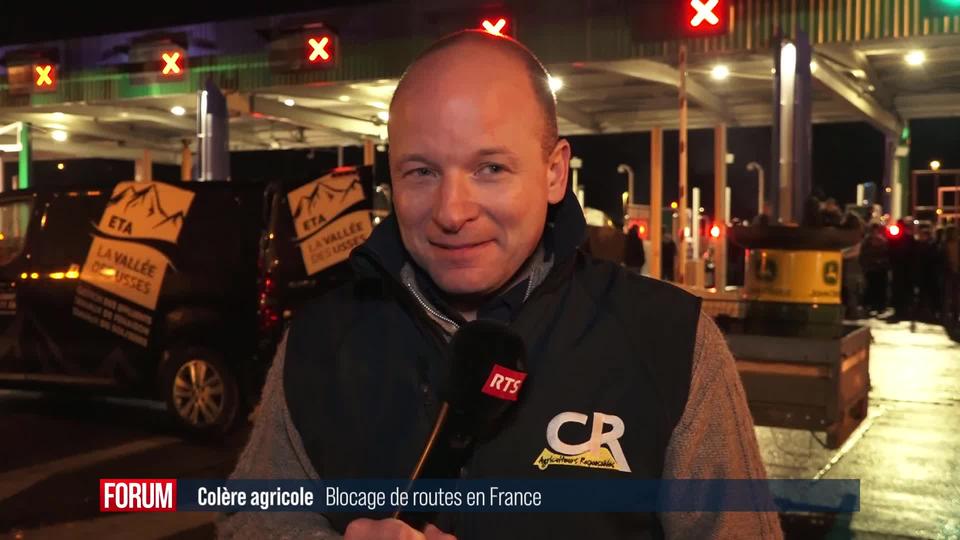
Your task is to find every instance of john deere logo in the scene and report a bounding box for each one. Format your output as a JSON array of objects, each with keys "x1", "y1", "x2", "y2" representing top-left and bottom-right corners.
[
  {"x1": 754, "y1": 256, "x2": 778, "y2": 282},
  {"x1": 823, "y1": 261, "x2": 840, "y2": 285}
]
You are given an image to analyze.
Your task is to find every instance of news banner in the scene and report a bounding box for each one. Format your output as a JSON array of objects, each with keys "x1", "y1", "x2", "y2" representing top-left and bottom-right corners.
[{"x1": 99, "y1": 479, "x2": 859, "y2": 513}]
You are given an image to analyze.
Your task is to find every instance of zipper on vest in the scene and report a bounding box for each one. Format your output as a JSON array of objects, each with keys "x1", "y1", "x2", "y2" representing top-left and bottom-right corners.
[{"x1": 405, "y1": 281, "x2": 460, "y2": 332}]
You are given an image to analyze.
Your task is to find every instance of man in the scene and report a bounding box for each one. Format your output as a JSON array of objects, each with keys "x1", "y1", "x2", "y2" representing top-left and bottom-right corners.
[
  {"x1": 221, "y1": 31, "x2": 781, "y2": 540},
  {"x1": 860, "y1": 223, "x2": 890, "y2": 315}
]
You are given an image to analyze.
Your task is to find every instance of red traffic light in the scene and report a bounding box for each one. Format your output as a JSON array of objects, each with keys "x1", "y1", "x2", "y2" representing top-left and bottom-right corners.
[
  {"x1": 887, "y1": 224, "x2": 902, "y2": 238},
  {"x1": 306, "y1": 34, "x2": 336, "y2": 65},
  {"x1": 481, "y1": 17, "x2": 509, "y2": 36},
  {"x1": 683, "y1": 0, "x2": 728, "y2": 35}
]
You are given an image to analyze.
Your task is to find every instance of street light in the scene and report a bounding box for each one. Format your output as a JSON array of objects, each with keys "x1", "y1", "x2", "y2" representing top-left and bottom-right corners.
[
  {"x1": 746, "y1": 161, "x2": 765, "y2": 216},
  {"x1": 617, "y1": 163, "x2": 635, "y2": 209},
  {"x1": 710, "y1": 65, "x2": 730, "y2": 81},
  {"x1": 905, "y1": 50, "x2": 926, "y2": 66},
  {"x1": 569, "y1": 157, "x2": 583, "y2": 208},
  {"x1": 548, "y1": 75, "x2": 563, "y2": 93},
  {"x1": 930, "y1": 160, "x2": 942, "y2": 171}
]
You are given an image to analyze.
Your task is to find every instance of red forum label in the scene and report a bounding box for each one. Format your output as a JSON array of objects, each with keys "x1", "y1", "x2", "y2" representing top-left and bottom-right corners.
[
  {"x1": 100, "y1": 479, "x2": 177, "y2": 512},
  {"x1": 482, "y1": 364, "x2": 527, "y2": 401}
]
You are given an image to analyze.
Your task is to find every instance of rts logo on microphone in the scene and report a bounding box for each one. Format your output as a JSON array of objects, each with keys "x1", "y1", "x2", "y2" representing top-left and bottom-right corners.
[{"x1": 482, "y1": 364, "x2": 527, "y2": 401}]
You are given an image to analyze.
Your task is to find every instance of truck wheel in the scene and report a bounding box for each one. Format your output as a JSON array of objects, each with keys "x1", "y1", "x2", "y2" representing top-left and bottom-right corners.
[{"x1": 162, "y1": 346, "x2": 240, "y2": 437}]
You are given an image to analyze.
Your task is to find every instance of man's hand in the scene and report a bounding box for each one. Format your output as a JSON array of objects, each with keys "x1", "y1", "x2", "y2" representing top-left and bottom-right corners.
[{"x1": 344, "y1": 518, "x2": 456, "y2": 540}]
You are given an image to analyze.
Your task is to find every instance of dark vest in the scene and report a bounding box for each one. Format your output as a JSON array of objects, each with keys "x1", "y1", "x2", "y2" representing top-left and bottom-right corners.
[{"x1": 284, "y1": 251, "x2": 702, "y2": 540}]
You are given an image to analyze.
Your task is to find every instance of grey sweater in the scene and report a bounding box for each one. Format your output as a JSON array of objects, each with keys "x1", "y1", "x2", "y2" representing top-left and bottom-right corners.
[{"x1": 218, "y1": 310, "x2": 783, "y2": 539}]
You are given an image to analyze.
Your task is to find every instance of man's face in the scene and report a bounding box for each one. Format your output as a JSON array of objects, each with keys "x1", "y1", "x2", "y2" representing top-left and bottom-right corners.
[{"x1": 388, "y1": 44, "x2": 569, "y2": 297}]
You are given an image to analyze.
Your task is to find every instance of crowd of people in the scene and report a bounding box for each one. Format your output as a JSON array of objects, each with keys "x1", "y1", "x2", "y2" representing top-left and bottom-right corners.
[
  {"x1": 853, "y1": 217, "x2": 960, "y2": 325},
  {"x1": 758, "y1": 191, "x2": 960, "y2": 327}
]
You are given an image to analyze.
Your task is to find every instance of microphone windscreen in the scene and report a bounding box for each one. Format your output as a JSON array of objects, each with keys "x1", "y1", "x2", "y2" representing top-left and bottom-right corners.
[{"x1": 443, "y1": 320, "x2": 528, "y2": 441}]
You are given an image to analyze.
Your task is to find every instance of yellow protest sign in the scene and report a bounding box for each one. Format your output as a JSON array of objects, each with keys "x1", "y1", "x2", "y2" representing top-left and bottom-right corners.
[{"x1": 286, "y1": 170, "x2": 372, "y2": 275}]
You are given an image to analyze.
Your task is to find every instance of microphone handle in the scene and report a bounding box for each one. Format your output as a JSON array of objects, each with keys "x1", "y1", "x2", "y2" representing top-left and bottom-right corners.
[{"x1": 391, "y1": 402, "x2": 450, "y2": 519}]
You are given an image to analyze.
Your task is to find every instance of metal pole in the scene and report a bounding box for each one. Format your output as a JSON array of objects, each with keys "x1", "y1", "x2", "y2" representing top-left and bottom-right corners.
[
  {"x1": 714, "y1": 124, "x2": 728, "y2": 290},
  {"x1": 650, "y1": 127, "x2": 663, "y2": 280},
  {"x1": 363, "y1": 138, "x2": 375, "y2": 166},
  {"x1": 746, "y1": 162, "x2": 766, "y2": 217},
  {"x1": 337, "y1": 146, "x2": 344, "y2": 167},
  {"x1": 135, "y1": 149, "x2": 153, "y2": 182},
  {"x1": 725, "y1": 186, "x2": 732, "y2": 223},
  {"x1": 617, "y1": 164, "x2": 635, "y2": 206},
  {"x1": 18, "y1": 123, "x2": 30, "y2": 189},
  {"x1": 570, "y1": 157, "x2": 582, "y2": 204},
  {"x1": 181, "y1": 140, "x2": 192, "y2": 181},
  {"x1": 678, "y1": 45, "x2": 689, "y2": 284},
  {"x1": 692, "y1": 187, "x2": 701, "y2": 261},
  {"x1": 778, "y1": 42, "x2": 797, "y2": 223}
]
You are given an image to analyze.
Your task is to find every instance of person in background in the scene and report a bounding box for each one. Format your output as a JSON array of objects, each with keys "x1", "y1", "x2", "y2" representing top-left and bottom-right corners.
[
  {"x1": 841, "y1": 213, "x2": 866, "y2": 319},
  {"x1": 624, "y1": 223, "x2": 646, "y2": 272},
  {"x1": 821, "y1": 198, "x2": 844, "y2": 227},
  {"x1": 662, "y1": 232, "x2": 677, "y2": 281},
  {"x1": 943, "y1": 225, "x2": 960, "y2": 326},
  {"x1": 860, "y1": 223, "x2": 890, "y2": 316},
  {"x1": 887, "y1": 219, "x2": 916, "y2": 323},
  {"x1": 914, "y1": 225, "x2": 942, "y2": 321}
]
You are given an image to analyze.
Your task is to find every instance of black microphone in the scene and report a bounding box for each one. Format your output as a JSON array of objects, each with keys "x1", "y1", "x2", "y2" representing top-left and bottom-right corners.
[{"x1": 392, "y1": 320, "x2": 528, "y2": 519}]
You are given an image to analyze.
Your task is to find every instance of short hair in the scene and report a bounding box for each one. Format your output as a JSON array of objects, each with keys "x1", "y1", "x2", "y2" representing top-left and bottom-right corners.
[{"x1": 391, "y1": 30, "x2": 559, "y2": 157}]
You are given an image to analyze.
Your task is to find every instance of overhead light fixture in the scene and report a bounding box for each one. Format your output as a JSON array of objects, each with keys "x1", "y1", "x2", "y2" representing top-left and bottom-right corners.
[
  {"x1": 711, "y1": 65, "x2": 730, "y2": 81},
  {"x1": 930, "y1": 160, "x2": 942, "y2": 171},
  {"x1": 283, "y1": 98, "x2": 296, "y2": 107},
  {"x1": 905, "y1": 50, "x2": 926, "y2": 66},
  {"x1": 51, "y1": 112, "x2": 65, "y2": 120},
  {"x1": 51, "y1": 130, "x2": 68, "y2": 142},
  {"x1": 548, "y1": 75, "x2": 563, "y2": 92},
  {"x1": 376, "y1": 111, "x2": 389, "y2": 122},
  {"x1": 368, "y1": 101, "x2": 388, "y2": 110},
  {"x1": 57, "y1": 162, "x2": 65, "y2": 170},
  {"x1": 170, "y1": 105, "x2": 186, "y2": 116},
  {"x1": 338, "y1": 95, "x2": 351, "y2": 102}
]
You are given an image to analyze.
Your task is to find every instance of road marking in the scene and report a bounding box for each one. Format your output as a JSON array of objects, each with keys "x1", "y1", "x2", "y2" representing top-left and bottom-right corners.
[
  {"x1": 0, "y1": 436, "x2": 178, "y2": 502},
  {"x1": 812, "y1": 405, "x2": 886, "y2": 481}
]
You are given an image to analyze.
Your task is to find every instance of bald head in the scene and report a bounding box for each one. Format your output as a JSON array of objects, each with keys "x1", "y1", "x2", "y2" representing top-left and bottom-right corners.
[{"x1": 390, "y1": 30, "x2": 558, "y2": 157}]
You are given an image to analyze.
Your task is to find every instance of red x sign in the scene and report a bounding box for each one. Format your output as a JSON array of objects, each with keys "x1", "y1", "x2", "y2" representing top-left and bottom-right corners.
[
  {"x1": 161, "y1": 51, "x2": 182, "y2": 75},
  {"x1": 305, "y1": 33, "x2": 336, "y2": 66},
  {"x1": 683, "y1": 0, "x2": 728, "y2": 34},
  {"x1": 308, "y1": 37, "x2": 330, "y2": 62},
  {"x1": 481, "y1": 18, "x2": 508, "y2": 36},
  {"x1": 35, "y1": 64, "x2": 55, "y2": 87},
  {"x1": 690, "y1": 0, "x2": 719, "y2": 26}
]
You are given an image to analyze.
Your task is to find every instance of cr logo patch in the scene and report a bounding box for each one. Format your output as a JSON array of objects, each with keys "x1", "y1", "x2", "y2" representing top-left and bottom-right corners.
[{"x1": 534, "y1": 412, "x2": 631, "y2": 473}]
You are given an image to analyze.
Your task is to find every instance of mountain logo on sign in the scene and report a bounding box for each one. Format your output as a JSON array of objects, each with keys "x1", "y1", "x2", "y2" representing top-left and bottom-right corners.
[
  {"x1": 291, "y1": 177, "x2": 362, "y2": 221},
  {"x1": 106, "y1": 184, "x2": 187, "y2": 235}
]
